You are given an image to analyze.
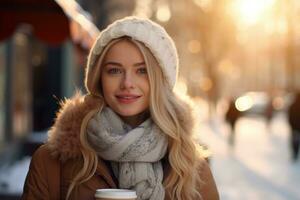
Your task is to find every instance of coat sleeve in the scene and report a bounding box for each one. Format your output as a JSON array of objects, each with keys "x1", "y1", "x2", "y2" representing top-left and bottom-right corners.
[
  {"x1": 21, "y1": 145, "x2": 60, "y2": 200},
  {"x1": 199, "y1": 159, "x2": 220, "y2": 200}
]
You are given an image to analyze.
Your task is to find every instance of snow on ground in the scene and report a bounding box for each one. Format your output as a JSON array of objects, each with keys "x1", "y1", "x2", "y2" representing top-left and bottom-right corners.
[
  {"x1": 0, "y1": 156, "x2": 30, "y2": 194},
  {"x1": 200, "y1": 112, "x2": 300, "y2": 200}
]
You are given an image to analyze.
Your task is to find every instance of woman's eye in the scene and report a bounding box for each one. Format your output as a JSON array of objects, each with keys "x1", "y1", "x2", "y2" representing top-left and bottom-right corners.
[
  {"x1": 107, "y1": 68, "x2": 122, "y2": 74},
  {"x1": 137, "y1": 67, "x2": 147, "y2": 74}
]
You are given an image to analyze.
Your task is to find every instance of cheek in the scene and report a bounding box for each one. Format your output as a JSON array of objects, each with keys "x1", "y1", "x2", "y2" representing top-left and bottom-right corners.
[
  {"x1": 101, "y1": 76, "x2": 114, "y2": 98},
  {"x1": 142, "y1": 78, "x2": 150, "y2": 97}
]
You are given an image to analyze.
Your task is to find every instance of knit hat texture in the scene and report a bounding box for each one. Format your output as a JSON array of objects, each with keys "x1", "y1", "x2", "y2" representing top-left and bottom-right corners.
[{"x1": 86, "y1": 16, "x2": 179, "y2": 90}]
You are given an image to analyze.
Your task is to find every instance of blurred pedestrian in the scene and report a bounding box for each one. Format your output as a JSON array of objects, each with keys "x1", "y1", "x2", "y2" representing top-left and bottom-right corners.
[
  {"x1": 287, "y1": 92, "x2": 300, "y2": 161},
  {"x1": 225, "y1": 99, "x2": 241, "y2": 146},
  {"x1": 21, "y1": 17, "x2": 219, "y2": 200},
  {"x1": 264, "y1": 98, "x2": 274, "y2": 126}
]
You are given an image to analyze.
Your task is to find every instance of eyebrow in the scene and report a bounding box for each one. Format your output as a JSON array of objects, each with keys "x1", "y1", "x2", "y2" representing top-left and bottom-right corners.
[{"x1": 103, "y1": 61, "x2": 146, "y2": 67}]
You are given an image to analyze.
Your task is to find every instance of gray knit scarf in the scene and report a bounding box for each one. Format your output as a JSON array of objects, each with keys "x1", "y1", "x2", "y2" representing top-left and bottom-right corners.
[{"x1": 86, "y1": 107, "x2": 168, "y2": 200}]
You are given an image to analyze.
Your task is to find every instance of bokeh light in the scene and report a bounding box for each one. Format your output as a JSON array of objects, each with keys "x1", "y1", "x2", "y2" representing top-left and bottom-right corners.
[
  {"x1": 230, "y1": 0, "x2": 276, "y2": 26},
  {"x1": 156, "y1": 4, "x2": 171, "y2": 22},
  {"x1": 188, "y1": 40, "x2": 201, "y2": 54},
  {"x1": 235, "y1": 95, "x2": 254, "y2": 111},
  {"x1": 200, "y1": 77, "x2": 213, "y2": 92}
]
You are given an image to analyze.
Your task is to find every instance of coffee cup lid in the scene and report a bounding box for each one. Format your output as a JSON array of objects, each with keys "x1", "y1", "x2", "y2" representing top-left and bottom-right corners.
[{"x1": 95, "y1": 189, "x2": 137, "y2": 199}]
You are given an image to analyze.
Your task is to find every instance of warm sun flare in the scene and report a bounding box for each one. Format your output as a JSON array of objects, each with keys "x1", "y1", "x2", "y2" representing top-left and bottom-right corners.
[{"x1": 231, "y1": 0, "x2": 275, "y2": 26}]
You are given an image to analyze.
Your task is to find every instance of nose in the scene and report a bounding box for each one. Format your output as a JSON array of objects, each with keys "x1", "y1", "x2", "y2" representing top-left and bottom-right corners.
[{"x1": 120, "y1": 71, "x2": 134, "y2": 89}]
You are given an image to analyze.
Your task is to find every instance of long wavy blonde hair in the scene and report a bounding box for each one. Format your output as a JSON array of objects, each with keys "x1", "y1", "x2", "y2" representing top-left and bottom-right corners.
[{"x1": 66, "y1": 37, "x2": 204, "y2": 200}]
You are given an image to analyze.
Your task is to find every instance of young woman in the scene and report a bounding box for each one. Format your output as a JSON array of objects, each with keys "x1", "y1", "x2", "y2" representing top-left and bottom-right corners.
[{"x1": 21, "y1": 16, "x2": 219, "y2": 200}]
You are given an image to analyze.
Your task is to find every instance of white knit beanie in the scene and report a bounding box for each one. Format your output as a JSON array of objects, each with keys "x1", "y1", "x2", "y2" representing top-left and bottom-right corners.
[{"x1": 85, "y1": 16, "x2": 179, "y2": 92}]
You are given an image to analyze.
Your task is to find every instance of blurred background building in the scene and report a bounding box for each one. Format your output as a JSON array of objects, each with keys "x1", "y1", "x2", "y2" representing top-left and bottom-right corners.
[{"x1": 0, "y1": 0, "x2": 300, "y2": 199}]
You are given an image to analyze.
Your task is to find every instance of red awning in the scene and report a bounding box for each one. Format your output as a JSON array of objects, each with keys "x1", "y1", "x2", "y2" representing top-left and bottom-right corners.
[{"x1": 0, "y1": 0, "x2": 70, "y2": 46}]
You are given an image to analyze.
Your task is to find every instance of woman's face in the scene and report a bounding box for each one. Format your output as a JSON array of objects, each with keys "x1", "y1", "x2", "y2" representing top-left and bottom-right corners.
[{"x1": 101, "y1": 40, "x2": 150, "y2": 125}]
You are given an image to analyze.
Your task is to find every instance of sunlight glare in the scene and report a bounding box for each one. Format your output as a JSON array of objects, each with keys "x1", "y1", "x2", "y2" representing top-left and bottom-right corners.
[{"x1": 232, "y1": 0, "x2": 275, "y2": 26}]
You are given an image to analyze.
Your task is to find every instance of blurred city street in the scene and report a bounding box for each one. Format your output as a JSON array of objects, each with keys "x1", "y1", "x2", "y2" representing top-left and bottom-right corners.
[
  {"x1": 200, "y1": 112, "x2": 300, "y2": 200},
  {"x1": 1, "y1": 0, "x2": 300, "y2": 199}
]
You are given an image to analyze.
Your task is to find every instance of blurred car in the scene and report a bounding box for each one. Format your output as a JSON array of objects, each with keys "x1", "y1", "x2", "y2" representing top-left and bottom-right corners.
[{"x1": 234, "y1": 91, "x2": 292, "y2": 117}]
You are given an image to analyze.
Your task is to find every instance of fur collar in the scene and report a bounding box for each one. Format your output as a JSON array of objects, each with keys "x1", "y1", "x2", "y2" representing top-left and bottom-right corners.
[
  {"x1": 47, "y1": 93, "x2": 104, "y2": 161},
  {"x1": 47, "y1": 93, "x2": 196, "y2": 162}
]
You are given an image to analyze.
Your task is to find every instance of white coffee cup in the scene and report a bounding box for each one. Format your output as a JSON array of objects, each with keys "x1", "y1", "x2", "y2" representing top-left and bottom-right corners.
[{"x1": 95, "y1": 189, "x2": 137, "y2": 200}]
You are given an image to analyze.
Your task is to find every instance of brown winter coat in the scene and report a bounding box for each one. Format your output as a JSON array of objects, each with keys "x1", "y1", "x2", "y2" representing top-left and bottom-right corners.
[{"x1": 21, "y1": 94, "x2": 219, "y2": 200}]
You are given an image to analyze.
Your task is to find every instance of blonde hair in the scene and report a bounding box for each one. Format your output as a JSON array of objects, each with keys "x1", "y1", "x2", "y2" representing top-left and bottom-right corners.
[{"x1": 66, "y1": 37, "x2": 204, "y2": 200}]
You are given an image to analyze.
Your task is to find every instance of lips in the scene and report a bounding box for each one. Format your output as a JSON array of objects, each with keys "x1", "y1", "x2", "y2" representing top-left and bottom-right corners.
[{"x1": 115, "y1": 94, "x2": 141, "y2": 104}]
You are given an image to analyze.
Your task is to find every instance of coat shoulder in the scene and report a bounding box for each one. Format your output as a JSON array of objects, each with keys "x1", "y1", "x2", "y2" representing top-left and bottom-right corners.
[
  {"x1": 21, "y1": 144, "x2": 61, "y2": 200},
  {"x1": 32, "y1": 144, "x2": 54, "y2": 160},
  {"x1": 29, "y1": 144, "x2": 58, "y2": 167}
]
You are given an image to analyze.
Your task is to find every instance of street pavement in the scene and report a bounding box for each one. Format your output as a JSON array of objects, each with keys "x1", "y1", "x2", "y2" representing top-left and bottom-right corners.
[{"x1": 200, "y1": 112, "x2": 300, "y2": 200}]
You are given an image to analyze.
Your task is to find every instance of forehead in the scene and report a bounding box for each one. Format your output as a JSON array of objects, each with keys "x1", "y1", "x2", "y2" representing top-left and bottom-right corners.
[{"x1": 103, "y1": 39, "x2": 145, "y2": 63}]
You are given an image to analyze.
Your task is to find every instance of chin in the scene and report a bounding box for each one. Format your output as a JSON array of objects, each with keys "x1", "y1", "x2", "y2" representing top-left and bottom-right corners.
[
  {"x1": 116, "y1": 109, "x2": 144, "y2": 117},
  {"x1": 115, "y1": 105, "x2": 148, "y2": 117}
]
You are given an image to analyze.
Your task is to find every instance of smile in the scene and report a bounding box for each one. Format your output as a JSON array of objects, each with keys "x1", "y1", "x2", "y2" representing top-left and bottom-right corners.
[{"x1": 115, "y1": 95, "x2": 141, "y2": 104}]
